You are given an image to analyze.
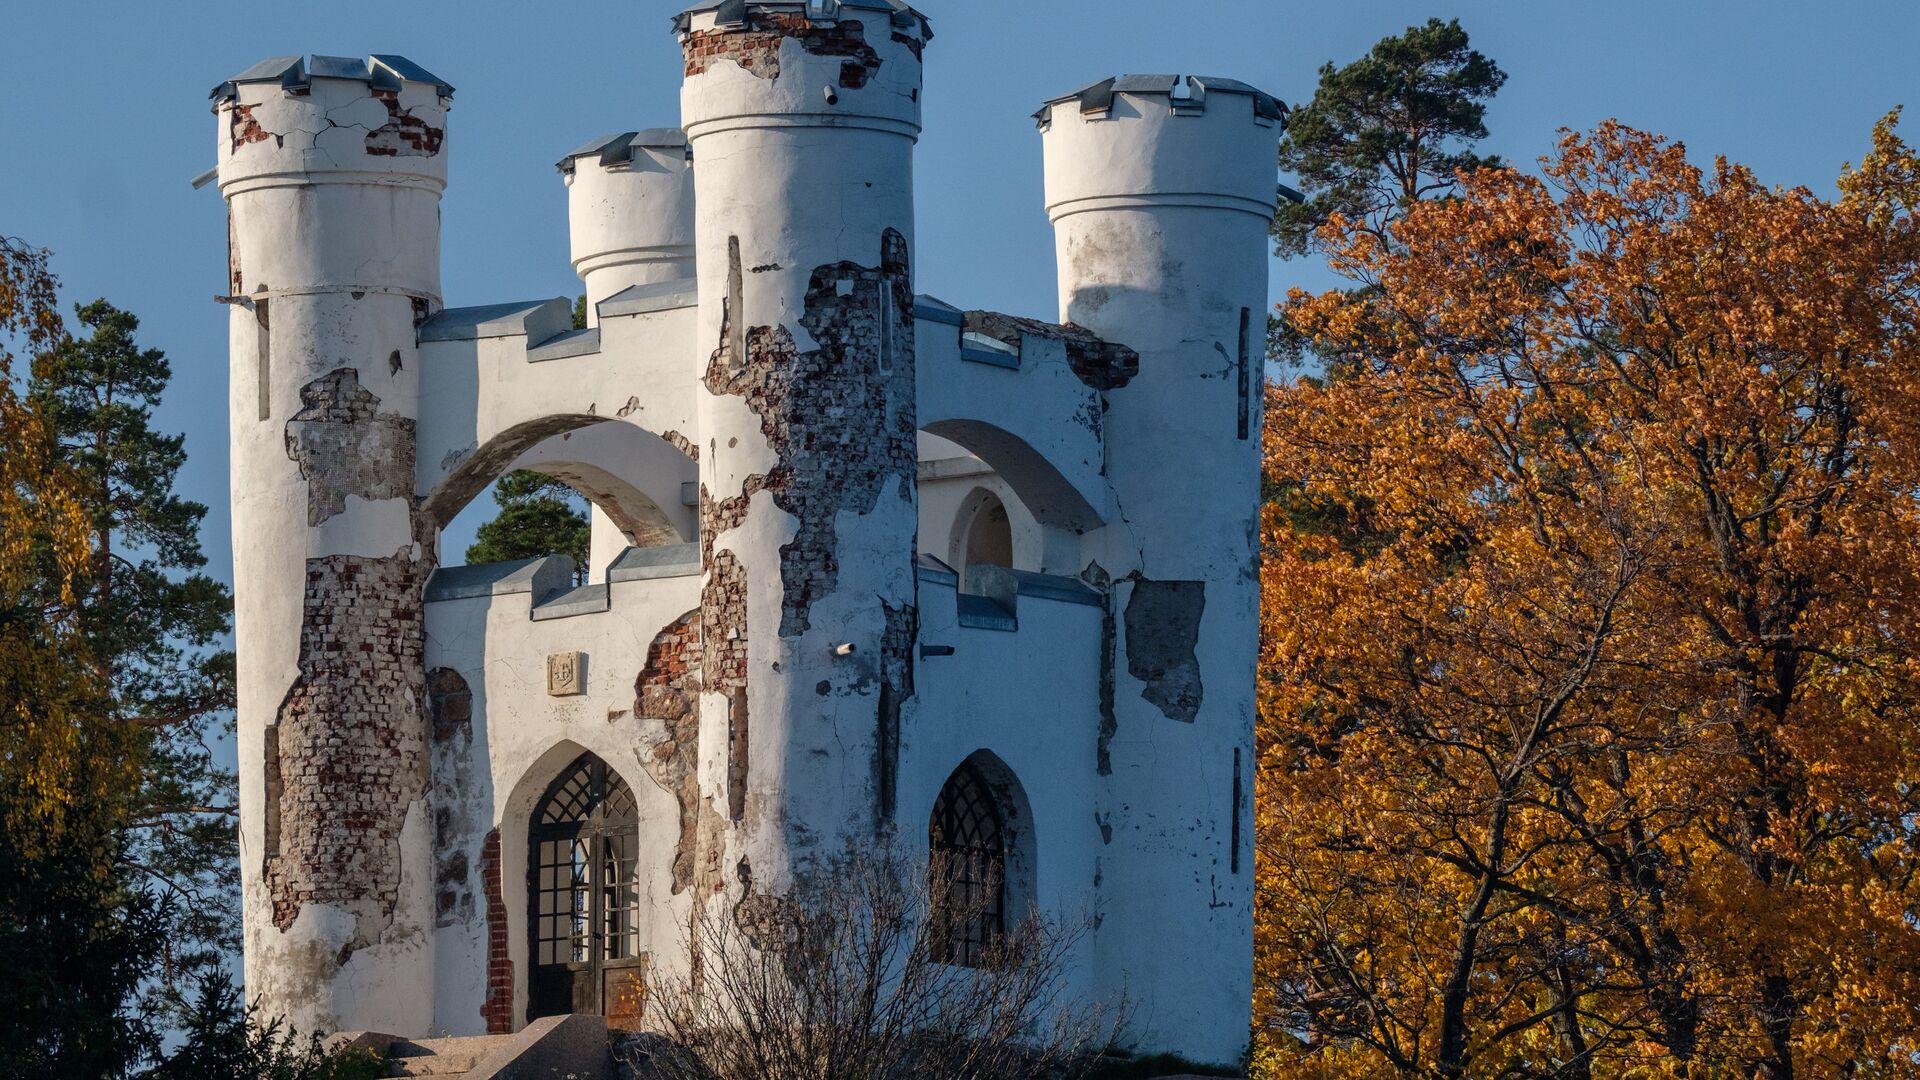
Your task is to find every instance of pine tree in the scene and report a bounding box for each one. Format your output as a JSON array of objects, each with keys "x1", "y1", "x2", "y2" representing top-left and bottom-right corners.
[
  {"x1": 32, "y1": 298, "x2": 239, "y2": 1013},
  {"x1": 0, "y1": 242, "x2": 167, "y2": 1078},
  {"x1": 1273, "y1": 17, "x2": 1506, "y2": 260},
  {"x1": 466, "y1": 470, "x2": 593, "y2": 584}
]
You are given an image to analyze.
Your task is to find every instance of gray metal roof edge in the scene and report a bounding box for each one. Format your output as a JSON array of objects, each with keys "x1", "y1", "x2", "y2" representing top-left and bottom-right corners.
[
  {"x1": 672, "y1": 0, "x2": 931, "y2": 37},
  {"x1": 419, "y1": 298, "x2": 573, "y2": 343},
  {"x1": 598, "y1": 279, "x2": 700, "y2": 319},
  {"x1": 913, "y1": 294, "x2": 965, "y2": 326},
  {"x1": 424, "y1": 556, "x2": 572, "y2": 603},
  {"x1": 528, "y1": 327, "x2": 602, "y2": 364},
  {"x1": 915, "y1": 553, "x2": 959, "y2": 586},
  {"x1": 530, "y1": 583, "x2": 612, "y2": 622},
  {"x1": 1005, "y1": 569, "x2": 1104, "y2": 608},
  {"x1": 213, "y1": 54, "x2": 453, "y2": 102},
  {"x1": 556, "y1": 128, "x2": 689, "y2": 173},
  {"x1": 1035, "y1": 74, "x2": 1287, "y2": 124},
  {"x1": 956, "y1": 593, "x2": 1018, "y2": 632},
  {"x1": 608, "y1": 543, "x2": 703, "y2": 583}
]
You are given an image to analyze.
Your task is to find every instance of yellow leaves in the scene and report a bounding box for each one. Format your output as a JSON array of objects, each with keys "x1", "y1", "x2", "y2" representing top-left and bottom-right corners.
[
  {"x1": 0, "y1": 237, "x2": 115, "y2": 859},
  {"x1": 1256, "y1": 119, "x2": 1920, "y2": 1074},
  {"x1": 1839, "y1": 107, "x2": 1919, "y2": 225}
]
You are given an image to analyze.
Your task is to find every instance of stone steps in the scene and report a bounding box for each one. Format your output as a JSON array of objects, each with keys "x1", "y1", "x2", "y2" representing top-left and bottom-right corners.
[{"x1": 384, "y1": 1034, "x2": 511, "y2": 1078}]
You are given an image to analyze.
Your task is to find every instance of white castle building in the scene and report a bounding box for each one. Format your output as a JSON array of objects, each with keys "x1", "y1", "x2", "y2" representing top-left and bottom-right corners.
[{"x1": 210, "y1": 1, "x2": 1284, "y2": 1066}]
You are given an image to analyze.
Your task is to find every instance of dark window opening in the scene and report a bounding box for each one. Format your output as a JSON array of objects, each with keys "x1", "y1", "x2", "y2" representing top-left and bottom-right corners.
[
  {"x1": 929, "y1": 760, "x2": 1007, "y2": 967},
  {"x1": 528, "y1": 752, "x2": 645, "y2": 1026}
]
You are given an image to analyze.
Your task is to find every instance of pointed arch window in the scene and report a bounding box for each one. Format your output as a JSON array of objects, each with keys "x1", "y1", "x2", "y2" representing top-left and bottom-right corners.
[
  {"x1": 528, "y1": 752, "x2": 644, "y2": 1023},
  {"x1": 928, "y1": 760, "x2": 1007, "y2": 967}
]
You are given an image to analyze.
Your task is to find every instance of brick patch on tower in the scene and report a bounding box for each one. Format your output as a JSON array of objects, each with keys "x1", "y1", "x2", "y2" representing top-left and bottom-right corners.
[
  {"x1": 479, "y1": 829, "x2": 514, "y2": 1034},
  {"x1": 636, "y1": 611, "x2": 709, "y2": 893},
  {"x1": 682, "y1": 12, "x2": 884, "y2": 90},
  {"x1": 266, "y1": 544, "x2": 433, "y2": 939},
  {"x1": 285, "y1": 368, "x2": 416, "y2": 526},
  {"x1": 366, "y1": 90, "x2": 446, "y2": 158},
  {"x1": 229, "y1": 103, "x2": 274, "y2": 152},
  {"x1": 703, "y1": 229, "x2": 919, "y2": 639}
]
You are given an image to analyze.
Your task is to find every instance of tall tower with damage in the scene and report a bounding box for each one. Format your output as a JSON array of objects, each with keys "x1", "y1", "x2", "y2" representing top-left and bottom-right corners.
[{"x1": 210, "y1": 2, "x2": 1284, "y2": 1066}]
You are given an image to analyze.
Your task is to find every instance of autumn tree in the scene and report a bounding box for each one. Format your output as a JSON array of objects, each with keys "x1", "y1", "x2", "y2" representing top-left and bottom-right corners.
[
  {"x1": 0, "y1": 239, "x2": 167, "y2": 1076},
  {"x1": 1272, "y1": 18, "x2": 1505, "y2": 369},
  {"x1": 1255, "y1": 116, "x2": 1920, "y2": 1078}
]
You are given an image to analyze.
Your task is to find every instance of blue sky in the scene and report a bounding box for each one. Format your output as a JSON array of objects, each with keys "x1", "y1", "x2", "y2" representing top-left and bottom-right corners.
[{"x1": 2, "y1": 0, "x2": 1915, "y2": 586}]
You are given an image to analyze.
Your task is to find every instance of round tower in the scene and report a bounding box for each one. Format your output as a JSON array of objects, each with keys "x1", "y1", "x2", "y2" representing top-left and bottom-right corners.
[
  {"x1": 674, "y1": 0, "x2": 931, "y2": 894},
  {"x1": 1038, "y1": 75, "x2": 1285, "y2": 1065},
  {"x1": 559, "y1": 129, "x2": 696, "y2": 325},
  {"x1": 214, "y1": 54, "x2": 451, "y2": 1034}
]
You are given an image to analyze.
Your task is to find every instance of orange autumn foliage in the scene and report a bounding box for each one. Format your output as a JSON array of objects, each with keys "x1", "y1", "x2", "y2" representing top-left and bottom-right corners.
[
  {"x1": 0, "y1": 237, "x2": 118, "y2": 858},
  {"x1": 1255, "y1": 117, "x2": 1920, "y2": 1078}
]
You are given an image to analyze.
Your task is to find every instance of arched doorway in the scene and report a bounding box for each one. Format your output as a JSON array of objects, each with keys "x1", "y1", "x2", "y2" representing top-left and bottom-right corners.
[{"x1": 527, "y1": 752, "x2": 647, "y2": 1025}]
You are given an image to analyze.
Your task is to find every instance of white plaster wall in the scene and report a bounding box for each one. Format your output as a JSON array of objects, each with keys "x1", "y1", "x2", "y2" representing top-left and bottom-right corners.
[
  {"x1": 903, "y1": 580, "x2": 1107, "y2": 1013},
  {"x1": 566, "y1": 142, "x2": 695, "y2": 322},
  {"x1": 424, "y1": 571, "x2": 702, "y2": 1036},
  {"x1": 220, "y1": 65, "x2": 449, "y2": 1036},
  {"x1": 1043, "y1": 84, "x2": 1279, "y2": 1066}
]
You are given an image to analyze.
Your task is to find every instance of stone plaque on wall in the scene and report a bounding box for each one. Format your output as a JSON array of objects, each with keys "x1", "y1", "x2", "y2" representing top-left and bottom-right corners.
[{"x1": 547, "y1": 652, "x2": 585, "y2": 697}]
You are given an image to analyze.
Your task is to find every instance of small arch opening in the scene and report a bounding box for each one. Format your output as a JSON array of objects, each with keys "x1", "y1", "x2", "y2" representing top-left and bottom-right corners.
[{"x1": 952, "y1": 488, "x2": 1013, "y2": 594}]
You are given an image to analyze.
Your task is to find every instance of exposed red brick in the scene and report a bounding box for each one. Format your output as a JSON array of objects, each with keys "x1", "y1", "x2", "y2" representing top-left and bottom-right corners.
[
  {"x1": 230, "y1": 103, "x2": 272, "y2": 152},
  {"x1": 479, "y1": 829, "x2": 513, "y2": 1034},
  {"x1": 682, "y1": 12, "x2": 884, "y2": 89},
  {"x1": 266, "y1": 546, "x2": 432, "y2": 934},
  {"x1": 365, "y1": 90, "x2": 445, "y2": 158}
]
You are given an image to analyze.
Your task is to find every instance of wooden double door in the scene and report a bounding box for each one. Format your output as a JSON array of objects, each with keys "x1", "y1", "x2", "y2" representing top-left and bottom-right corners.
[{"x1": 527, "y1": 753, "x2": 649, "y2": 1028}]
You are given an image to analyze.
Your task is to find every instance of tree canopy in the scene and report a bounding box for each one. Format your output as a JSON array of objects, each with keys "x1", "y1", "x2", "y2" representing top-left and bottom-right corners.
[
  {"x1": 1255, "y1": 115, "x2": 1920, "y2": 1077},
  {"x1": 1273, "y1": 17, "x2": 1507, "y2": 260},
  {"x1": 465, "y1": 470, "x2": 593, "y2": 583}
]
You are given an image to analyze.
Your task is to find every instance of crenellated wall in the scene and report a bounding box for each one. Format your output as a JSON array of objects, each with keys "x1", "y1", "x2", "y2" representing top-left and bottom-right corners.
[{"x1": 212, "y1": 3, "x2": 1282, "y2": 1064}]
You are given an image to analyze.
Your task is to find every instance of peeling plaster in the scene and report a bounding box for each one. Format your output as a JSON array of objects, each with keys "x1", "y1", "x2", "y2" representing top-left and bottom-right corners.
[
  {"x1": 682, "y1": 12, "x2": 885, "y2": 89},
  {"x1": 963, "y1": 310, "x2": 1139, "y2": 392},
  {"x1": 703, "y1": 229, "x2": 918, "y2": 638},
  {"x1": 365, "y1": 91, "x2": 445, "y2": 157},
  {"x1": 1123, "y1": 579, "x2": 1205, "y2": 723},
  {"x1": 285, "y1": 369, "x2": 416, "y2": 526}
]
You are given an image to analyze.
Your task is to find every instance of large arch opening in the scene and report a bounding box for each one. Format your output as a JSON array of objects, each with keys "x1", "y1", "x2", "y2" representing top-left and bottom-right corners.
[
  {"x1": 424, "y1": 416, "x2": 696, "y2": 582},
  {"x1": 919, "y1": 418, "x2": 1103, "y2": 533}
]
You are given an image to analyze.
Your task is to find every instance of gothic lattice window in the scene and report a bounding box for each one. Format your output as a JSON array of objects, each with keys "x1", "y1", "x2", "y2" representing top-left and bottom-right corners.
[
  {"x1": 929, "y1": 761, "x2": 1007, "y2": 967},
  {"x1": 530, "y1": 753, "x2": 642, "y2": 1001}
]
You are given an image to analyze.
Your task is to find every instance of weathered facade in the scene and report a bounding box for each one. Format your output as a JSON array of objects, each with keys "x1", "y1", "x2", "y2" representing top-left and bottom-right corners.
[{"x1": 211, "y1": 3, "x2": 1284, "y2": 1066}]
